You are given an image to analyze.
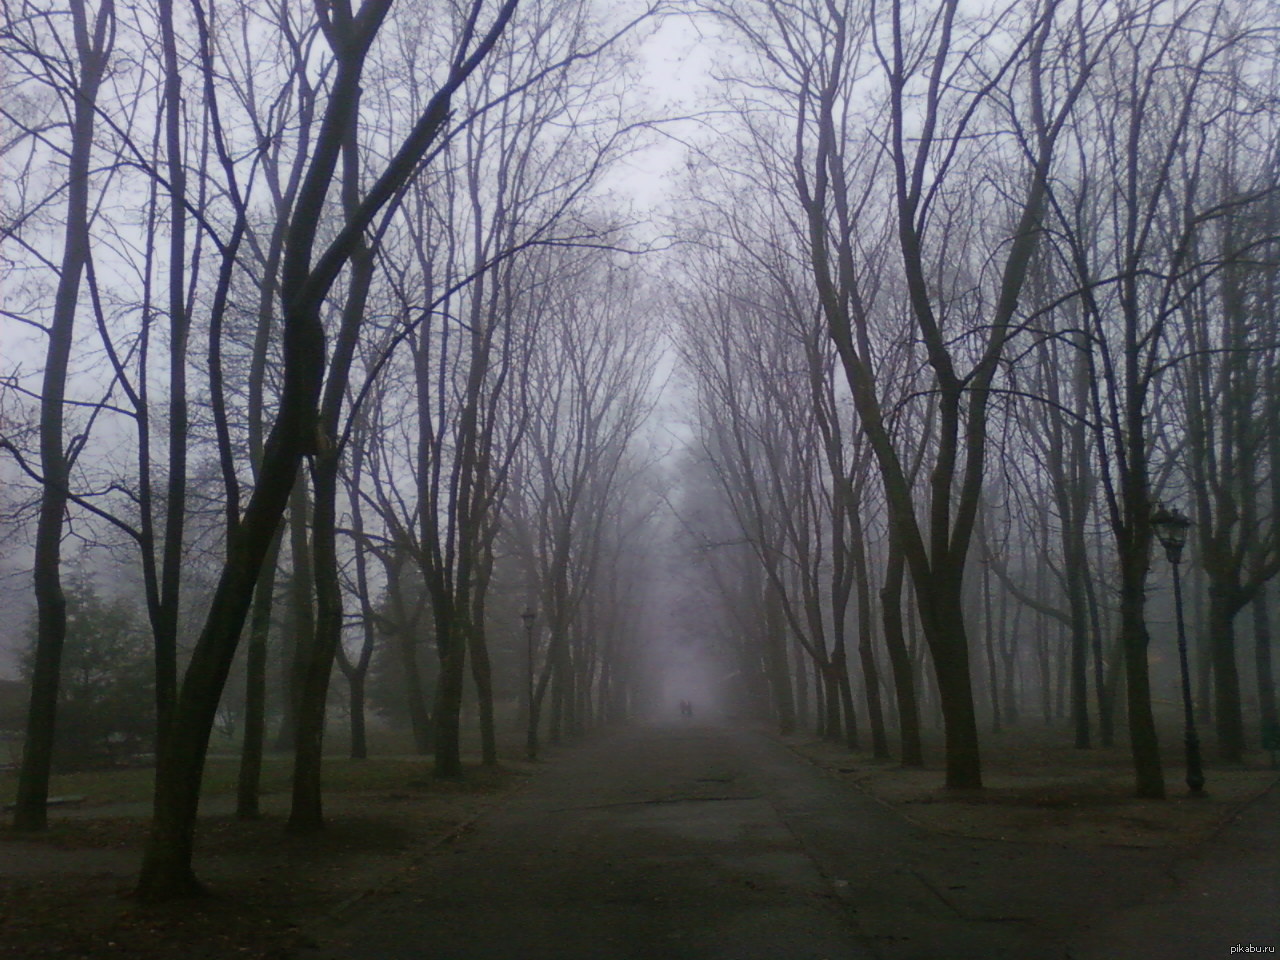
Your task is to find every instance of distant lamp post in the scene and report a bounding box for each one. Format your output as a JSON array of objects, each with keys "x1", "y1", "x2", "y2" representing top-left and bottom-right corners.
[
  {"x1": 521, "y1": 607, "x2": 537, "y2": 761},
  {"x1": 1150, "y1": 505, "x2": 1206, "y2": 795}
]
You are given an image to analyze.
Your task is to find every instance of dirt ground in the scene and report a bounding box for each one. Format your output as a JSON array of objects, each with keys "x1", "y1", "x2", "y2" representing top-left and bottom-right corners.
[
  {"x1": 3, "y1": 724, "x2": 1276, "y2": 959},
  {"x1": 0, "y1": 763, "x2": 529, "y2": 959}
]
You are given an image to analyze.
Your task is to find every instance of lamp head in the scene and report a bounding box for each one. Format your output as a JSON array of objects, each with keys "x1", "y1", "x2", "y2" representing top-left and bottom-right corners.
[{"x1": 1150, "y1": 504, "x2": 1191, "y2": 563}]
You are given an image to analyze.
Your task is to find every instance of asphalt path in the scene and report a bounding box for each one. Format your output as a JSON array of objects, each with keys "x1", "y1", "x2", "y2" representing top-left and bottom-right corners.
[{"x1": 314, "y1": 720, "x2": 1278, "y2": 960}]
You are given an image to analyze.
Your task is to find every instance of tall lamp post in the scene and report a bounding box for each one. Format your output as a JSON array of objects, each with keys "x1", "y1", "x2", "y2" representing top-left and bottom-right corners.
[
  {"x1": 1150, "y1": 505, "x2": 1206, "y2": 795},
  {"x1": 521, "y1": 607, "x2": 537, "y2": 761}
]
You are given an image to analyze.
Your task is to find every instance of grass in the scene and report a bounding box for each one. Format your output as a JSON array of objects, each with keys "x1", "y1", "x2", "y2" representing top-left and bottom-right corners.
[
  {"x1": 2, "y1": 750, "x2": 521, "y2": 809},
  {"x1": 791, "y1": 713, "x2": 1280, "y2": 847},
  {"x1": 0, "y1": 735, "x2": 531, "y2": 960}
]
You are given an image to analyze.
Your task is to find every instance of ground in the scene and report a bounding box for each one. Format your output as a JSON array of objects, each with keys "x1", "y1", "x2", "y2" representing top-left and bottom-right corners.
[
  {"x1": 792, "y1": 724, "x2": 1279, "y2": 847},
  {"x1": 0, "y1": 760, "x2": 525, "y2": 959},
  {"x1": 2, "y1": 721, "x2": 1276, "y2": 958}
]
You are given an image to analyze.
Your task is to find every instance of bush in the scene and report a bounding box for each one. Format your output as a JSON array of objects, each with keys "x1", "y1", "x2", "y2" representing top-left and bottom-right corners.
[{"x1": 22, "y1": 578, "x2": 154, "y2": 770}]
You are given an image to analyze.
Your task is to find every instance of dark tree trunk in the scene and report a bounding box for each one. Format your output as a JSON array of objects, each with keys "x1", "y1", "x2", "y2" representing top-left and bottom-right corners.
[
  {"x1": 153, "y1": 0, "x2": 188, "y2": 743},
  {"x1": 236, "y1": 528, "x2": 282, "y2": 819},
  {"x1": 1194, "y1": 572, "x2": 1213, "y2": 721},
  {"x1": 139, "y1": 461, "x2": 313, "y2": 897},
  {"x1": 920, "y1": 581, "x2": 983, "y2": 789},
  {"x1": 1055, "y1": 625, "x2": 1069, "y2": 723},
  {"x1": 348, "y1": 679, "x2": 368, "y2": 760},
  {"x1": 287, "y1": 456, "x2": 342, "y2": 833},
  {"x1": 1037, "y1": 616, "x2": 1052, "y2": 727},
  {"x1": 981, "y1": 558, "x2": 1001, "y2": 734},
  {"x1": 793, "y1": 635, "x2": 809, "y2": 732},
  {"x1": 1120, "y1": 556, "x2": 1164, "y2": 798},
  {"x1": 1207, "y1": 585, "x2": 1247, "y2": 762},
  {"x1": 1084, "y1": 546, "x2": 1111, "y2": 745},
  {"x1": 849, "y1": 513, "x2": 887, "y2": 758},
  {"x1": 433, "y1": 608, "x2": 467, "y2": 778},
  {"x1": 388, "y1": 564, "x2": 433, "y2": 754},
  {"x1": 469, "y1": 605, "x2": 498, "y2": 765},
  {"x1": 764, "y1": 585, "x2": 796, "y2": 735},
  {"x1": 275, "y1": 480, "x2": 314, "y2": 751},
  {"x1": 822, "y1": 659, "x2": 842, "y2": 744},
  {"x1": 337, "y1": 453, "x2": 379, "y2": 763},
  {"x1": 13, "y1": 0, "x2": 110, "y2": 833},
  {"x1": 1255, "y1": 587, "x2": 1278, "y2": 749},
  {"x1": 813, "y1": 657, "x2": 828, "y2": 739},
  {"x1": 880, "y1": 544, "x2": 922, "y2": 766},
  {"x1": 1065, "y1": 546, "x2": 1092, "y2": 748},
  {"x1": 289, "y1": 140, "x2": 376, "y2": 828}
]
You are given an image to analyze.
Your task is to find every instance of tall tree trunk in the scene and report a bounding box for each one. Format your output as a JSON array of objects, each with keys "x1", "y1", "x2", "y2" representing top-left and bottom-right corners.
[
  {"x1": 236, "y1": 528, "x2": 282, "y2": 819},
  {"x1": 348, "y1": 680, "x2": 368, "y2": 759},
  {"x1": 1085, "y1": 541, "x2": 1111, "y2": 745},
  {"x1": 849, "y1": 512, "x2": 887, "y2": 757},
  {"x1": 1120, "y1": 559, "x2": 1164, "y2": 797},
  {"x1": 387, "y1": 558, "x2": 432, "y2": 754},
  {"x1": 813, "y1": 656, "x2": 827, "y2": 739},
  {"x1": 1255, "y1": 586, "x2": 1278, "y2": 748},
  {"x1": 433, "y1": 607, "x2": 468, "y2": 777},
  {"x1": 469, "y1": 590, "x2": 497, "y2": 765},
  {"x1": 920, "y1": 581, "x2": 982, "y2": 788},
  {"x1": 289, "y1": 135, "x2": 376, "y2": 827},
  {"x1": 528, "y1": 654, "x2": 554, "y2": 760},
  {"x1": 153, "y1": 0, "x2": 188, "y2": 744},
  {"x1": 792, "y1": 635, "x2": 809, "y2": 733},
  {"x1": 880, "y1": 543, "x2": 922, "y2": 766},
  {"x1": 821, "y1": 659, "x2": 841, "y2": 744},
  {"x1": 287, "y1": 455, "x2": 342, "y2": 833},
  {"x1": 275, "y1": 480, "x2": 314, "y2": 751},
  {"x1": 764, "y1": 584, "x2": 796, "y2": 735},
  {"x1": 13, "y1": 0, "x2": 111, "y2": 832},
  {"x1": 981, "y1": 558, "x2": 1001, "y2": 734},
  {"x1": 1064, "y1": 542, "x2": 1092, "y2": 748},
  {"x1": 1194, "y1": 569, "x2": 1213, "y2": 721},
  {"x1": 1207, "y1": 585, "x2": 1247, "y2": 762}
]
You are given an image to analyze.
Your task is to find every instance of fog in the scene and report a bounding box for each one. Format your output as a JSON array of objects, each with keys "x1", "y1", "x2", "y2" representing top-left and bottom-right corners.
[{"x1": 1, "y1": 1, "x2": 1278, "y2": 942}]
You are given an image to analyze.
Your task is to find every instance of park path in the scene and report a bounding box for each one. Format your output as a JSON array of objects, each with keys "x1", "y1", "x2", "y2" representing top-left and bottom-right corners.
[{"x1": 313, "y1": 720, "x2": 1278, "y2": 960}]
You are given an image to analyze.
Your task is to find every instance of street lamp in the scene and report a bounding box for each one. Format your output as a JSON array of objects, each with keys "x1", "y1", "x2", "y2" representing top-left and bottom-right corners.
[
  {"x1": 521, "y1": 607, "x2": 537, "y2": 761},
  {"x1": 1150, "y1": 505, "x2": 1206, "y2": 795}
]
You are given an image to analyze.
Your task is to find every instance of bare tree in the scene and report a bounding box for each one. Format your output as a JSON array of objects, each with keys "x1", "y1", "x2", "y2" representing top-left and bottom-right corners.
[
  {"x1": 3, "y1": 0, "x2": 115, "y2": 831},
  {"x1": 513, "y1": 253, "x2": 658, "y2": 754},
  {"x1": 708, "y1": 0, "x2": 1110, "y2": 787},
  {"x1": 1041, "y1": 0, "x2": 1274, "y2": 794},
  {"x1": 137, "y1": 0, "x2": 520, "y2": 898}
]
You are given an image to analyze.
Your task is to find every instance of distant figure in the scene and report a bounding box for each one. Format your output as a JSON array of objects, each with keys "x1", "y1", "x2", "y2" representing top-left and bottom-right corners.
[{"x1": 679, "y1": 699, "x2": 694, "y2": 718}]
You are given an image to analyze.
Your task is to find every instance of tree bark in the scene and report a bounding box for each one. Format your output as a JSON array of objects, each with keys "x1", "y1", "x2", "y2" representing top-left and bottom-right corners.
[
  {"x1": 275, "y1": 480, "x2": 314, "y2": 752},
  {"x1": 764, "y1": 583, "x2": 796, "y2": 735},
  {"x1": 1207, "y1": 586, "x2": 1247, "y2": 762},
  {"x1": 236, "y1": 528, "x2": 282, "y2": 819},
  {"x1": 1255, "y1": 587, "x2": 1278, "y2": 748},
  {"x1": 13, "y1": 0, "x2": 112, "y2": 832}
]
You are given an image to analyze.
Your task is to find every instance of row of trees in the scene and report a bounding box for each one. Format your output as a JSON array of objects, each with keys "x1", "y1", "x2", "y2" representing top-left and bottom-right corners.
[
  {"x1": 671, "y1": 0, "x2": 1280, "y2": 797},
  {"x1": 1, "y1": 0, "x2": 667, "y2": 899},
  {"x1": 5, "y1": 0, "x2": 1279, "y2": 906}
]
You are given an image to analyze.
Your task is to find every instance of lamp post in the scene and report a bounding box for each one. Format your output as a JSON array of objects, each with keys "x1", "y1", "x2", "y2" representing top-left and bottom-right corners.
[
  {"x1": 1150, "y1": 505, "x2": 1206, "y2": 795},
  {"x1": 521, "y1": 607, "x2": 536, "y2": 761}
]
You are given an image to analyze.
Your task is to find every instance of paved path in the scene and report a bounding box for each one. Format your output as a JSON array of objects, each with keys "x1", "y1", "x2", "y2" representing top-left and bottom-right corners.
[{"x1": 315, "y1": 721, "x2": 1278, "y2": 960}]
